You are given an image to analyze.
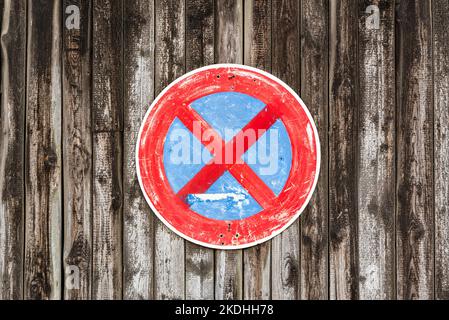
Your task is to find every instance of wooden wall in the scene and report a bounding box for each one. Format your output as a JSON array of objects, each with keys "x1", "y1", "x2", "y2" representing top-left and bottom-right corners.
[{"x1": 0, "y1": 0, "x2": 448, "y2": 300}]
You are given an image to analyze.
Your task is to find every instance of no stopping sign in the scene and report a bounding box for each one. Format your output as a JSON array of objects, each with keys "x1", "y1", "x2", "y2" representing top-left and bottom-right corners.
[{"x1": 136, "y1": 64, "x2": 320, "y2": 249}]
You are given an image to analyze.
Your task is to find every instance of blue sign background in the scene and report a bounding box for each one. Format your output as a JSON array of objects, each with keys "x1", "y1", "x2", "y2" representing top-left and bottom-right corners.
[{"x1": 163, "y1": 92, "x2": 292, "y2": 220}]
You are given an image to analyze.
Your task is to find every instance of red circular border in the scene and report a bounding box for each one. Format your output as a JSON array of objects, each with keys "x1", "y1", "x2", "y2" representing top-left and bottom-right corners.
[{"x1": 137, "y1": 65, "x2": 319, "y2": 248}]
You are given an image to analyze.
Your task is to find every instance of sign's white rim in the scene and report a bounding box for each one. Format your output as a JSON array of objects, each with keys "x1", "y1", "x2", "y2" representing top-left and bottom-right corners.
[{"x1": 135, "y1": 63, "x2": 321, "y2": 250}]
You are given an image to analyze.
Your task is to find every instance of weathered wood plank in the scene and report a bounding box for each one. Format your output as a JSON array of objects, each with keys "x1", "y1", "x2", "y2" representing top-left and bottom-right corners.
[
  {"x1": 154, "y1": 0, "x2": 185, "y2": 300},
  {"x1": 271, "y1": 0, "x2": 300, "y2": 300},
  {"x1": 92, "y1": 0, "x2": 123, "y2": 299},
  {"x1": 214, "y1": 0, "x2": 243, "y2": 300},
  {"x1": 357, "y1": 0, "x2": 395, "y2": 300},
  {"x1": 185, "y1": 0, "x2": 215, "y2": 300},
  {"x1": 244, "y1": 0, "x2": 271, "y2": 71},
  {"x1": 92, "y1": 132, "x2": 122, "y2": 299},
  {"x1": 396, "y1": 0, "x2": 434, "y2": 300},
  {"x1": 329, "y1": 0, "x2": 359, "y2": 300},
  {"x1": 24, "y1": 0, "x2": 62, "y2": 300},
  {"x1": 434, "y1": 0, "x2": 449, "y2": 300},
  {"x1": 123, "y1": 0, "x2": 155, "y2": 300},
  {"x1": 92, "y1": 0, "x2": 122, "y2": 132},
  {"x1": 186, "y1": 0, "x2": 214, "y2": 70},
  {"x1": 243, "y1": 0, "x2": 271, "y2": 300},
  {"x1": 62, "y1": 0, "x2": 92, "y2": 300},
  {"x1": 0, "y1": 0, "x2": 26, "y2": 300},
  {"x1": 300, "y1": 0, "x2": 329, "y2": 300}
]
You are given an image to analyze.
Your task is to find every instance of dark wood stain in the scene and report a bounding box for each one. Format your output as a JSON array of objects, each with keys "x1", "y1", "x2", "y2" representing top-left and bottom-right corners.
[
  {"x1": 329, "y1": 0, "x2": 359, "y2": 300},
  {"x1": 92, "y1": 0, "x2": 123, "y2": 300},
  {"x1": 0, "y1": 0, "x2": 26, "y2": 300},
  {"x1": 300, "y1": 0, "x2": 328, "y2": 300},
  {"x1": 24, "y1": 0, "x2": 62, "y2": 300},
  {"x1": 434, "y1": 0, "x2": 449, "y2": 300},
  {"x1": 396, "y1": 0, "x2": 434, "y2": 300},
  {"x1": 63, "y1": 0, "x2": 92, "y2": 300}
]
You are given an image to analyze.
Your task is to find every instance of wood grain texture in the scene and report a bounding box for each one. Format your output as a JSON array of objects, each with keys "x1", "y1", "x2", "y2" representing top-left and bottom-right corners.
[
  {"x1": 214, "y1": 0, "x2": 243, "y2": 300},
  {"x1": 123, "y1": 0, "x2": 154, "y2": 300},
  {"x1": 0, "y1": 0, "x2": 26, "y2": 300},
  {"x1": 1, "y1": 0, "x2": 449, "y2": 301},
  {"x1": 92, "y1": 0, "x2": 123, "y2": 299},
  {"x1": 396, "y1": 0, "x2": 434, "y2": 300},
  {"x1": 92, "y1": 132, "x2": 122, "y2": 299},
  {"x1": 244, "y1": 0, "x2": 271, "y2": 71},
  {"x1": 271, "y1": 0, "x2": 300, "y2": 300},
  {"x1": 185, "y1": 0, "x2": 215, "y2": 300},
  {"x1": 24, "y1": 0, "x2": 62, "y2": 300},
  {"x1": 62, "y1": 0, "x2": 92, "y2": 300},
  {"x1": 92, "y1": 0, "x2": 122, "y2": 132},
  {"x1": 243, "y1": 0, "x2": 271, "y2": 300},
  {"x1": 300, "y1": 0, "x2": 328, "y2": 300},
  {"x1": 357, "y1": 0, "x2": 395, "y2": 300},
  {"x1": 154, "y1": 0, "x2": 185, "y2": 300},
  {"x1": 434, "y1": 0, "x2": 449, "y2": 300},
  {"x1": 329, "y1": 0, "x2": 359, "y2": 300}
]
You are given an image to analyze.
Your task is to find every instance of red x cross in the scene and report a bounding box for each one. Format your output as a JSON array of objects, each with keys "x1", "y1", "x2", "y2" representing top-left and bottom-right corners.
[{"x1": 176, "y1": 103, "x2": 280, "y2": 209}]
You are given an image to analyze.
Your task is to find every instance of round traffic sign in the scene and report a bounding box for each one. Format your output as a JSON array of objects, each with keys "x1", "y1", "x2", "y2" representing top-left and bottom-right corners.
[{"x1": 136, "y1": 64, "x2": 320, "y2": 249}]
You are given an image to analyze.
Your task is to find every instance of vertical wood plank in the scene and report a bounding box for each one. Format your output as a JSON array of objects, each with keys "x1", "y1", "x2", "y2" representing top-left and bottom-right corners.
[
  {"x1": 92, "y1": 0, "x2": 122, "y2": 132},
  {"x1": 357, "y1": 0, "x2": 395, "y2": 300},
  {"x1": 92, "y1": 0, "x2": 123, "y2": 299},
  {"x1": 215, "y1": 0, "x2": 243, "y2": 65},
  {"x1": 329, "y1": 0, "x2": 359, "y2": 300},
  {"x1": 123, "y1": 0, "x2": 155, "y2": 300},
  {"x1": 434, "y1": 0, "x2": 449, "y2": 300},
  {"x1": 92, "y1": 132, "x2": 122, "y2": 299},
  {"x1": 154, "y1": 0, "x2": 185, "y2": 300},
  {"x1": 243, "y1": 0, "x2": 271, "y2": 300},
  {"x1": 300, "y1": 0, "x2": 329, "y2": 300},
  {"x1": 185, "y1": 0, "x2": 215, "y2": 300},
  {"x1": 62, "y1": 0, "x2": 92, "y2": 300},
  {"x1": 0, "y1": 0, "x2": 26, "y2": 300},
  {"x1": 25, "y1": 0, "x2": 62, "y2": 300},
  {"x1": 214, "y1": 0, "x2": 243, "y2": 300},
  {"x1": 244, "y1": 0, "x2": 271, "y2": 70},
  {"x1": 396, "y1": 0, "x2": 434, "y2": 300},
  {"x1": 271, "y1": 0, "x2": 300, "y2": 300}
]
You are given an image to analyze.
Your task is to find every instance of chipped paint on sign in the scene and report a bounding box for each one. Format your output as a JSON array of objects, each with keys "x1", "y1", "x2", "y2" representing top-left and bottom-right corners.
[{"x1": 136, "y1": 64, "x2": 320, "y2": 249}]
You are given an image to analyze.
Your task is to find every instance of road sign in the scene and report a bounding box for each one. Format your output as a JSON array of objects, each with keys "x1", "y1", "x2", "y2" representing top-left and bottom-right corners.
[{"x1": 136, "y1": 64, "x2": 320, "y2": 249}]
